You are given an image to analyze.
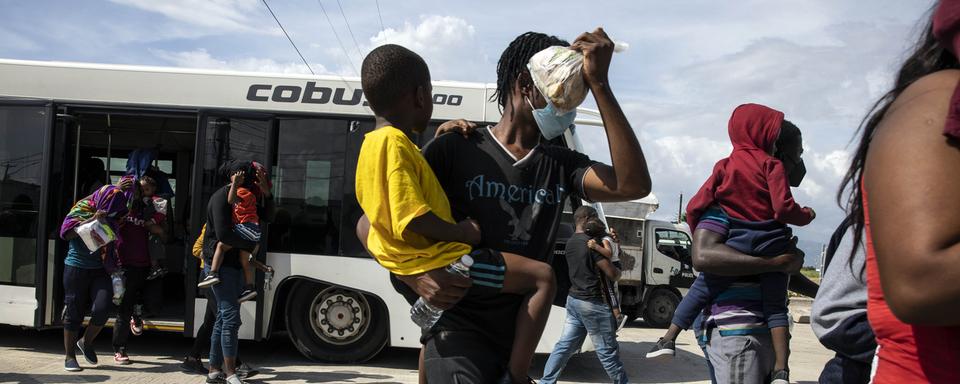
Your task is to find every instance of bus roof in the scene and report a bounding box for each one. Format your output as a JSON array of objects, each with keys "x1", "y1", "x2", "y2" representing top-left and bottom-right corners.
[{"x1": 0, "y1": 58, "x2": 500, "y2": 121}]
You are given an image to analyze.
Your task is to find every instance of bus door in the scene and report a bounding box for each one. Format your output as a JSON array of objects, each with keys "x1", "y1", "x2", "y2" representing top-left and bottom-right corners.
[
  {"x1": 0, "y1": 99, "x2": 54, "y2": 328},
  {"x1": 41, "y1": 108, "x2": 198, "y2": 329},
  {"x1": 190, "y1": 112, "x2": 273, "y2": 340}
]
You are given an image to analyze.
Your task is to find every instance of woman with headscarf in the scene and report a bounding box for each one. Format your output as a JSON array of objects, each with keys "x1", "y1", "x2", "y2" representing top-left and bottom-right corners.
[
  {"x1": 833, "y1": 1, "x2": 960, "y2": 382},
  {"x1": 59, "y1": 177, "x2": 133, "y2": 372}
]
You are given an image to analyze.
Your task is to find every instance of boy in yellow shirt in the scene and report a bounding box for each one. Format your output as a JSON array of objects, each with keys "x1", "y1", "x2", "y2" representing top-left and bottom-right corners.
[{"x1": 355, "y1": 44, "x2": 556, "y2": 384}]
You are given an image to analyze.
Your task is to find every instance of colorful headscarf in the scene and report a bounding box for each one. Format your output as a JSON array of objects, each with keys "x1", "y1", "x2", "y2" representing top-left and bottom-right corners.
[
  {"x1": 59, "y1": 178, "x2": 131, "y2": 240},
  {"x1": 933, "y1": 0, "x2": 960, "y2": 139}
]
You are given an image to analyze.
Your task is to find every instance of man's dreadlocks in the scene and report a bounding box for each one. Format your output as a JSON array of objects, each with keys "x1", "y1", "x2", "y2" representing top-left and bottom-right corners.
[{"x1": 491, "y1": 32, "x2": 569, "y2": 110}]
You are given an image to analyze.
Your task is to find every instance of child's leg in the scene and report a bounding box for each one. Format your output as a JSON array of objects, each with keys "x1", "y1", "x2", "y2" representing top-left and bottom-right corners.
[
  {"x1": 666, "y1": 273, "x2": 732, "y2": 341},
  {"x1": 499, "y1": 252, "x2": 556, "y2": 382},
  {"x1": 238, "y1": 250, "x2": 254, "y2": 287},
  {"x1": 771, "y1": 326, "x2": 790, "y2": 372},
  {"x1": 211, "y1": 242, "x2": 232, "y2": 273},
  {"x1": 760, "y1": 272, "x2": 791, "y2": 371}
]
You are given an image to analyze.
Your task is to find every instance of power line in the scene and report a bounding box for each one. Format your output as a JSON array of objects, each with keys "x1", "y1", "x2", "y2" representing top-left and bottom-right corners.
[
  {"x1": 374, "y1": 0, "x2": 385, "y2": 33},
  {"x1": 317, "y1": 0, "x2": 359, "y2": 76},
  {"x1": 336, "y1": 0, "x2": 365, "y2": 58},
  {"x1": 261, "y1": 0, "x2": 315, "y2": 75}
]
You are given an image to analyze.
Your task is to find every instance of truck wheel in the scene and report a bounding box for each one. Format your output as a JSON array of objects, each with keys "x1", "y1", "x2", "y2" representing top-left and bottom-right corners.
[
  {"x1": 285, "y1": 281, "x2": 388, "y2": 362},
  {"x1": 643, "y1": 289, "x2": 680, "y2": 328}
]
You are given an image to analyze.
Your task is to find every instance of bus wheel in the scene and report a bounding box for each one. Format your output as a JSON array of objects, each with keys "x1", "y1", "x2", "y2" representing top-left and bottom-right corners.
[
  {"x1": 285, "y1": 282, "x2": 388, "y2": 363},
  {"x1": 643, "y1": 289, "x2": 680, "y2": 329}
]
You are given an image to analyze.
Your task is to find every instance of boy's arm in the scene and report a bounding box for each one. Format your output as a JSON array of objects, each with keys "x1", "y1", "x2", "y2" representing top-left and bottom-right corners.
[
  {"x1": 406, "y1": 214, "x2": 481, "y2": 246},
  {"x1": 767, "y1": 160, "x2": 815, "y2": 226},
  {"x1": 588, "y1": 238, "x2": 614, "y2": 258},
  {"x1": 226, "y1": 171, "x2": 243, "y2": 205}
]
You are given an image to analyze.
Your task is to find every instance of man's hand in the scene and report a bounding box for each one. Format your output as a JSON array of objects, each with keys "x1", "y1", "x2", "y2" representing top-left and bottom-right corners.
[
  {"x1": 456, "y1": 218, "x2": 482, "y2": 246},
  {"x1": 255, "y1": 166, "x2": 272, "y2": 197},
  {"x1": 571, "y1": 27, "x2": 614, "y2": 89},
  {"x1": 435, "y1": 119, "x2": 479, "y2": 138},
  {"x1": 774, "y1": 237, "x2": 805, "y2": 274},
  {"x1": 397, "y1": 269, "x2": 473, "y2": 310}
]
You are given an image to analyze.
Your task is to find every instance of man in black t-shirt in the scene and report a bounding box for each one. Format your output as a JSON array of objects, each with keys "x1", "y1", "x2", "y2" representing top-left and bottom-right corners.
[
  {"x1": 540, "y1": 206, "x2": 626, "y2": 384},
  {"x1": 366, "y1": 29, "x2": 652, "y2": 383}
]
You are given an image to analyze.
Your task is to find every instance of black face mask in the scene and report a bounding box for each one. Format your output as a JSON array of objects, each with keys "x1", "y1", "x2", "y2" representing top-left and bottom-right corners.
[{"x1": 776, "y1": 151, "x2": 806, "y2": 187}]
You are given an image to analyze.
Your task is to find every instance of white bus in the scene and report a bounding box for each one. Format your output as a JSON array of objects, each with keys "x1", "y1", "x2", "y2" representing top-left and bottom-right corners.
[{"x1": 0, "y1": 59, "x2": 608, "y2": 362}]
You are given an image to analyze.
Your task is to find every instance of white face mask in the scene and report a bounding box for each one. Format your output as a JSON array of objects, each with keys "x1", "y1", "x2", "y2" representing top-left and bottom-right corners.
[{"x1": 525, "y1": 94, "x2": 577, "y2": 140}]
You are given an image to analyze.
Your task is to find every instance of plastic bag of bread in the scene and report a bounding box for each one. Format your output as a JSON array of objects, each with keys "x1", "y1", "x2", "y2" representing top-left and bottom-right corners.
[{"x1": 527, "y1": 46, "x2": 588, "y2": 114}]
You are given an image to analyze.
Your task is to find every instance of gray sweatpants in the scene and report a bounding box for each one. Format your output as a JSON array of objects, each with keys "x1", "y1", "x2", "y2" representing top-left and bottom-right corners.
[{"x1": 705, "y1": 328, "x2": 775, "y2": 384}]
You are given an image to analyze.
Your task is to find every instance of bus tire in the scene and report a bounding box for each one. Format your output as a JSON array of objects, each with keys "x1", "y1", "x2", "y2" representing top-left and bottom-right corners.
[
  {"x1": 285, "y1": 281, "x2": 388, "y2": 363},
  {"x1": 643, "y1": 288, "x2": 680, "y2": 329}
]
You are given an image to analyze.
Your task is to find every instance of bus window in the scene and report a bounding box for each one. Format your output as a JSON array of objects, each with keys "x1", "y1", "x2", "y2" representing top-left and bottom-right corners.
[
  {"x1": 268, "y1": 118, "x2": 346, "y2": 255},
  {"x1": 0, "y1": 105, "x2": 46, "y2": 286},
  {"x1": 200, "y1": 116, "x2": 270, "y2": 204}
]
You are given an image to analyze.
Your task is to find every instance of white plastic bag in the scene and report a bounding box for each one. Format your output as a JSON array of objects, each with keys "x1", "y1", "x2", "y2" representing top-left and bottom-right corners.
[
  {"x1": 527, "y1": 46, "x2": 589, "y2": 114},
  {"x1": 75, "y1": 219, "x2": 116, "y2": 251}
]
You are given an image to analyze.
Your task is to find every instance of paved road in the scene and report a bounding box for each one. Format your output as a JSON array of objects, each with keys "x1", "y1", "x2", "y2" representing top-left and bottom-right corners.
[{"x1": 0, "y1": 319, "x2": 832, "y2": 383}]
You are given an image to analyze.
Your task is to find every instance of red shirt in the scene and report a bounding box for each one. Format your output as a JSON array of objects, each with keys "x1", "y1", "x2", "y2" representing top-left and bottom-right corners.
[
  {"x1": 232, "y1": 187, "x2": 259, "y2": 225},
  {"x1": 686, "y1": 104, "x2": 814, "y2": 229},
  {"x1": 864, "y1": 186, "x2": 960, "y2": 383}
]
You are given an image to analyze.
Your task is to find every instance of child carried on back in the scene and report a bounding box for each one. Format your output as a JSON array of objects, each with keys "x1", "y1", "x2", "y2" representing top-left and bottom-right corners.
[
  {"x1": 354, "y1": 44, "x2": 556, "y2": 384},
  {"x1": 198, "y1": 161, "x2": 264, "y2": 304},
  {"x1": 648, "y1": 104, "x2": 815, "y2": 384}
]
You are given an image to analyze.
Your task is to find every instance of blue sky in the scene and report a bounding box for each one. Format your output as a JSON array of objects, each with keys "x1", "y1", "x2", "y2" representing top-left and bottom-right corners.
[{"x1": 0, "y1": 0, "x2": 937, "y2": 266}]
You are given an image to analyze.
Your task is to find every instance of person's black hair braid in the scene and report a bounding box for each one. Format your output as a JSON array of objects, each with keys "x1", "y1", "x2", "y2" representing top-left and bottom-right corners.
[
  {"x1": 491, "y1": 32, "x2": 569, "y2": 111},
  {"x1": 829, "y1": 7, "x2": 960, "y2": 278}
]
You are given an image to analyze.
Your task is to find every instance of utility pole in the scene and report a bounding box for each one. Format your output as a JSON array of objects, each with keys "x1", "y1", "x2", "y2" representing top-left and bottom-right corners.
[{"x1": 677, "y1": 192, "x2": 683, "y2": 223}]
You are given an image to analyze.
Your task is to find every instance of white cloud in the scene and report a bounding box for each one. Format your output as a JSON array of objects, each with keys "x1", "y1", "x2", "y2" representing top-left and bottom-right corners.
[
  {"x1": 364, "y1": 15, "x2": 487, "y2": 82},
  {"x1": 812, "y1": 149, "x2": 850, "y2": 179},
  {"x1": 151, "y1": 48, "x2": 330, "y2": 75},
  {"x1": 108, "y1": 0, "x2": 278, "y2": 35}
]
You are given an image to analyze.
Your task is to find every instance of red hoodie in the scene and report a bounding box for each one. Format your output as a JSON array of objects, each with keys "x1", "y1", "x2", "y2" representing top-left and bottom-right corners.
[{"x1": 686, "y1": 103, "x2": 814, "y2": 229}]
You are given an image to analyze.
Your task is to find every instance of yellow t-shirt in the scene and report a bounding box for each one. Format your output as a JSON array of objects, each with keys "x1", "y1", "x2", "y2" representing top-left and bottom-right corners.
[{"x1": 355, "y1": 126, "x2": 471, "y2": 275}]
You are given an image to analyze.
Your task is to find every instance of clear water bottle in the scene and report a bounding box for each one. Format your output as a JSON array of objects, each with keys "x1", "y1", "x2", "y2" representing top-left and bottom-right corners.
[
  {"x1": 410, "y1": 255, "x2": 474, "y2": 329},
  {"x1": 111, "y1": 270, "x2": 125, "y2": 306}
]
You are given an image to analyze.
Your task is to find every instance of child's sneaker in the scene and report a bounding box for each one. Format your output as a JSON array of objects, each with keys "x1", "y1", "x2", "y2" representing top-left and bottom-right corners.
[
  {"x1": 771, "y1": 369, "x2": 789, "y2": 384},
  {"x1": 147, "y1": 265, "x2": 167, "y2": 280},
  {"x1": 198, "y1": 272, "x2": 220, "y2": 288},
  {"x1": 645, "y1": 337, "x2": 675, "y2": 359},
  {"x1": 238, "y1": 287, "x2": 257, "y2": 303},
  {"x1": 114, "y1": 349, "x2": 131, "y2": 365},
  {"x1": 130, "y1": 316, "x2": 144, "y2": 336}
]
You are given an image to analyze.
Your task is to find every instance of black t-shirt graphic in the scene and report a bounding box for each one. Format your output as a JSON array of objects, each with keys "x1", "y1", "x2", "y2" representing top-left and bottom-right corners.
[
  {"x1": 564, "y1": 232, "x2": 605, "y2": 301},
  {"x1": 423, "y1": 127, "x2": 596, "y2": 262},
  {"x1": 420, "y1": 127, "x2": 596, "y2": 352}
]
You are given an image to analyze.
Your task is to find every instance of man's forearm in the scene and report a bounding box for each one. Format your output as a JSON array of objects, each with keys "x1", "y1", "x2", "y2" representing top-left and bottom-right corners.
[
  {"x1": 692, "y1": 229, "x2": 796, "y2": 276},
  {"x1": 593, "y1": 84, "x2": 651, "y2": 197}
]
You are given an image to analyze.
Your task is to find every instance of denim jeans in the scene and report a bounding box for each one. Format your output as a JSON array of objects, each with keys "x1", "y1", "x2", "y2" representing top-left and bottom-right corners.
[
  {"x1": 208, "y1": 265, "x2": 242, "y2": 369},
  {"x1": 540, "y1": 296, "x2": 627, "y2": 384}
]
